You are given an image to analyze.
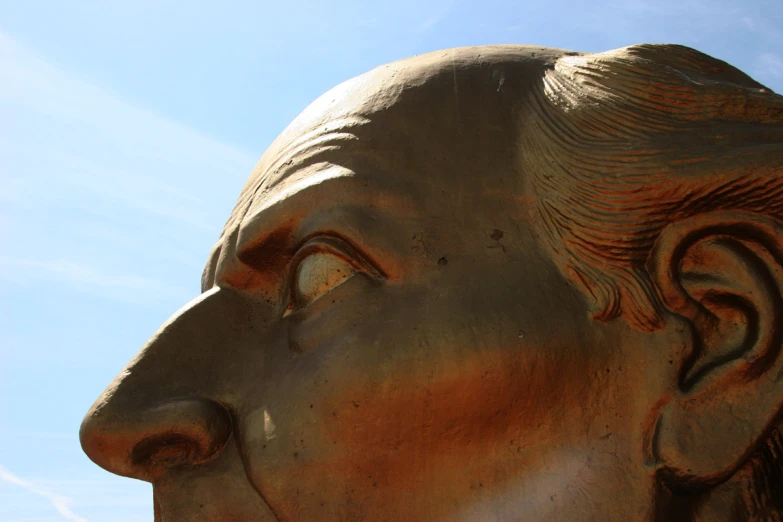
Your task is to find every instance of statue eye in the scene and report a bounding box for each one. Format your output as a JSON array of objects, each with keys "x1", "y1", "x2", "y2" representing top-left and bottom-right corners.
[
  {"x1": 291, "y1": 252, "x2": 358, "y2": 311},
  {"x1": 285, "y1": 236, "x2": 385, "y2": 315}
]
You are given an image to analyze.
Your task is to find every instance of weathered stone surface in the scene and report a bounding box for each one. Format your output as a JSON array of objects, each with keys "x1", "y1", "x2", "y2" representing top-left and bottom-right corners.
[{"x1": 81, "y1": 44, "x2": 783, "y2": 521}]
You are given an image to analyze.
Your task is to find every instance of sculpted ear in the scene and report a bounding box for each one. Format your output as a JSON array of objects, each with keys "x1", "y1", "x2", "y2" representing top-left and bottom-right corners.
[{"x1": 648, "y1": 211, "x2": 783, "y2": 485}]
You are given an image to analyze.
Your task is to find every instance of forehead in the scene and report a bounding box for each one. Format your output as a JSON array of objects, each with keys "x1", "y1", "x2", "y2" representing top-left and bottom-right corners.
[
  {"x1": 203, "y1": 45, "x2": 571, "y2": 284},
  {"x1": 261, "y1": 44, "x2": 566, "y2": 168},
  {"x1": 224, "y1": 46, "x2": 567, "y2": 224}
]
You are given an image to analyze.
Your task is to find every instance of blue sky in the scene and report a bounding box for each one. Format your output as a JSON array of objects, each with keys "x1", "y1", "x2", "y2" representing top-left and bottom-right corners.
[{"x1": 0, "y1": 0, "x2": 781, "y2": 520}]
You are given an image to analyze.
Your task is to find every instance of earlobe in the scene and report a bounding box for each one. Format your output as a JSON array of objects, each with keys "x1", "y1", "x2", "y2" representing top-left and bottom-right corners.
[{"x1": 648, "y1": 211, "x2": 783, "y2": 485}]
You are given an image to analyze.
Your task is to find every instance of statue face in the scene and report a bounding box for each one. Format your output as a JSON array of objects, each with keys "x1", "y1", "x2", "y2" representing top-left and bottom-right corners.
[{"x1": 81, "y1": 46, "x2": 783, "y2": 522}]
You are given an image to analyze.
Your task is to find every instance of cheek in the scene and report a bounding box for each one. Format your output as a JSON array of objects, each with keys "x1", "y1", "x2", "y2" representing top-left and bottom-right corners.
[
  {"x1": 304, "y1": 284, "x2": 595, "y2": 483},
  {"x1": 324, "y1": 346, "x2": 584, "y2": 458},
  {"x1": 239, "y1": 263, "x2": 604, "y2": 504}
]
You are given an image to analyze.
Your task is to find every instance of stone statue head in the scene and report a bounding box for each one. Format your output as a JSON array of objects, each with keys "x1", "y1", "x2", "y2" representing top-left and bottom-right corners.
[{"x1": 80, "y1": 44, "x2": 783, "y2": 521}]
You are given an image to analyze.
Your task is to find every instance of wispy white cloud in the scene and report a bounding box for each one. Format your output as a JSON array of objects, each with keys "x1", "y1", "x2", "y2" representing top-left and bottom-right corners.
[
  {"x1": 0, "y1": 256, "x2": 191, "y2": 304},
  {"x1": 737, "y1": 13, "x2": 783, "y2": 43},
  {"x1": 0, "y1": 31, "x2": 259, "y2": 305},
  {"x1": 0, "y1": 30, "x2": 254, "y2": 233},
  {"x1": 0, "y1": 466, "x2": 86, "y2": 522},
  {"x1": 354, "y1": 17, "x2": 378, "y2": 28},
  {"x1": 757, "y1": 53, "x2": 783, "y2": 79},
  {"x1": 617, "y1": 0, "x2": 741, "y2": 18},
  {"x1": 16, "y1": 432, "x2": 79, "y2": 440},
  {"x1": 610, "y1": 0, "x2": 759, "y2": 39},
  {"x1": 416, "y1": 3, "x2": 453, "y2": 33}
]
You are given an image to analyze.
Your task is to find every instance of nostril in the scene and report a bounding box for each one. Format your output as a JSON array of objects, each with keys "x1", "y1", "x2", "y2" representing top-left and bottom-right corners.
[
  {"x1": 80, "y1": 397, "x2": 232, "y2": 481},
  {"x1": 132, "y1": 434, "x2": 205, "y2": 471}
]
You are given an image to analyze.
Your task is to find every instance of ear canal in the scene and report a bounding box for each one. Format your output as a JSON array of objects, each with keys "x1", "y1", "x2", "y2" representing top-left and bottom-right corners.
[{"x1": 647, "y1": 210, "x2": 783, "y2": 484}]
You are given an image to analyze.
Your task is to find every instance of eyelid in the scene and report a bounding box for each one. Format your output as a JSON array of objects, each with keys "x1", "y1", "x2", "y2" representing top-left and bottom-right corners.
[
  {"x1": 285, "y1": 233, "x2": 385, "y2": 312},
  {"x1": 294, "y1": 233, "x2": 385, "y2": 275}
]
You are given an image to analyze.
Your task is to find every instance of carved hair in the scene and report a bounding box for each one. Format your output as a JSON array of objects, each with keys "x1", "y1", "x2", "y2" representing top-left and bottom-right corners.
[
  {"x1": 738, "y1": 428, "x2": 783, "y2": 521},
  {"x1": 519, "y1": 44, "x2": 783, "y2": 332},
  {"x1": 521, "y1": 44, "x2": 783, "y2": 517}
]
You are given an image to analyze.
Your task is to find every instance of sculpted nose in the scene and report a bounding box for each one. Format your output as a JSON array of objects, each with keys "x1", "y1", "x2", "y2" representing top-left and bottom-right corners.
[
  {"x1": 80, "y1": 396, "x2": 232, "y2": 481},
  {"x1": 80, "y1": 287, "x2": 257, "y2": 481}
]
